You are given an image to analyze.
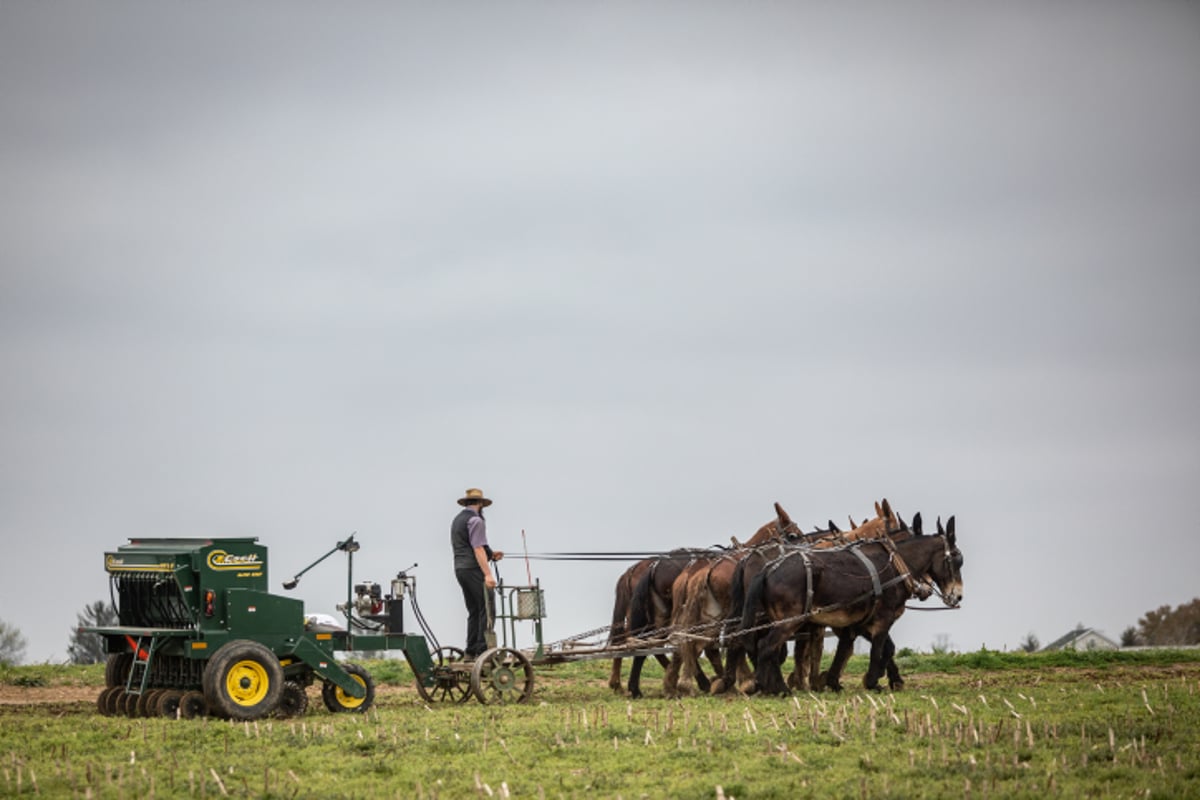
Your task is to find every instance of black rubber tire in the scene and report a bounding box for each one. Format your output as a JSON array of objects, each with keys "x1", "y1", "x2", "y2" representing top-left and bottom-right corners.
[
  {"x1": 156, "y1": 689, "x2": 185, "y2": 718},
  {"x1": 321, "y1": 662, "x2": 375, "y2": 713},
  {"x1": 470, "y1": 647, "x2": 535, "y2": 705},
  {"x1": 121, "y1": 691, "x2": 141, "y2": 717},
  {"x1": 179, "y1": 690, "x2": 207, "y2": 719},
  {"x1": 202, "y1": 639, "x2": 284, "y2": 721},
  {"x1": 105, "y1": 653, "x2": 132, "y2": 688},
  {"x1": 275, "y1": 681, "x2": 309, "y2": 718}
]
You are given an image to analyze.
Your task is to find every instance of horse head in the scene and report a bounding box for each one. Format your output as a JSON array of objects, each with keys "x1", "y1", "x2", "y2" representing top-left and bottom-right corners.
[{"x1": 932, "y1": 515, "x2": 963, "y2": 607}]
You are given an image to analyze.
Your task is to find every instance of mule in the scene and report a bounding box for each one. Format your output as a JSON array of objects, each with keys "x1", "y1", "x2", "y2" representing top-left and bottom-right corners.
[
  {"x1": 741, "y1": 516, "x2": 962, "y2": 695},
  {"x1": 713, "y1": 499, "x2": 909, "y2": 695},
  {"x1": 815, "y1": 515, "x2": 954, "y2": 692}
]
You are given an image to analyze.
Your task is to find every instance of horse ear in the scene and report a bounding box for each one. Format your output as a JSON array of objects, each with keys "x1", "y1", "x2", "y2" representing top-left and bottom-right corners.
[
  {"x1": 880, "y1": 498, "x2": 892, "y2": 520},
  {"x1": 946, "y1": 515, "x2": 956, "y2": 543},
  {"x1": 848, "y1": 515, "x2": 858, "y2": 529},
  {"x1": 936, "y1": 516, "x2": 945, "y2": 536},
  {"x1": 774, "y1": 502, "x2": 792, "y2": 527},
  {"x1": 912, "y1": 511, "x2": 923, "y2": 536},
  {"x1": 874, "y1": 500, "x2": 883, "y2": 517},
  {"x1": 897, "y1": 513, "x2": 908, "y2": 531},
  {"x1": 827, "y1": 519, "x2": 840, "y2": 533}
]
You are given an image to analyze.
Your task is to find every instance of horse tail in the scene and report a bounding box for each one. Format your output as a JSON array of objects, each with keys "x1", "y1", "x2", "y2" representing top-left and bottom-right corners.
[
  {"x1": 627, "y1": 564, "x2": 657, "y2": 637},
  {"x1": 739, "y1": 568, "x2": 769, "y2": 648},
  {"x1": 729, "y1": 561, "x2": 747, "y2": 623},
  {"x1": 607, "y1": 565, "x2": 635, "y2": 646}
]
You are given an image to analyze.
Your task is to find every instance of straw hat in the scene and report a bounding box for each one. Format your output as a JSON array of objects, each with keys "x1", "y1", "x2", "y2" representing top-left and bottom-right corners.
[{"x1": 457, "y1": 488, "x2": 492, "y2": 507}]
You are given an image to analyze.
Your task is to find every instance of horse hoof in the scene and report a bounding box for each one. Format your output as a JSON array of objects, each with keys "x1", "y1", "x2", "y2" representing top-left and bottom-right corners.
[
  {"x1": 889, "y1": 680, "x2": 905, "y2": 692},
  {"x1": 709, "y1": 679, "x2": 727, "y2": 695}
]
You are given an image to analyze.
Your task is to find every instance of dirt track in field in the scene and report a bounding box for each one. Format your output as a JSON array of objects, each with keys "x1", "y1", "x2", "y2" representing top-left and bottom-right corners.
[{"x1": 0, "y1": 684, "x2": 421, "y2": 707}]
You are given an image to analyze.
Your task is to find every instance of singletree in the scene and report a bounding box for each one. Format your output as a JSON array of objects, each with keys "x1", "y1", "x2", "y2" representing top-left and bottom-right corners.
[
  {"x1": 0, "y1": 618, "x2": 27, "y2": 666},
  {"x1": 67, "y1": 601, "x2": 119, "y2": 665}
]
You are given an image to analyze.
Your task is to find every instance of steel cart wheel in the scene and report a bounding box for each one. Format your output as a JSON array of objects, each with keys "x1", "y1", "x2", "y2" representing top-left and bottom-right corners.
[
  {"x1": 179, "y1": 690, "x2": 208, "y2": 718},
  {"x1": 322, "y1": 662, "x2": 375, "y2": 713},
  {"x1": 202, "y1": 639, "x2": 284, "y2": 720},
  {"x1": 415, "y1": 647, "x2": 472, "y2": 704},
  {"x1": 470, "y1": 647, "x2": 535, "y2": 705},
  {"x1": 275, "y1": 680, "x2": 309, "y2": 718},
  {"x1": 155, "y1": 689, "x2": 185, "y2": 718}
]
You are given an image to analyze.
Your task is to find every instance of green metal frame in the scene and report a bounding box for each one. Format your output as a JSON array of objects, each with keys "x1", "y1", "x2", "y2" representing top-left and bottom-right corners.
[{"x1": 83, "y1": 536, "x2": 438, "y2": 700}]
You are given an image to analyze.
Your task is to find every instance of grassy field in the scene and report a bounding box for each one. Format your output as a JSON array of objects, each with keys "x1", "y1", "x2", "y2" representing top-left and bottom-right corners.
[{"x1": 2, "y1": 649, "x2": 1199, "y2": 799}]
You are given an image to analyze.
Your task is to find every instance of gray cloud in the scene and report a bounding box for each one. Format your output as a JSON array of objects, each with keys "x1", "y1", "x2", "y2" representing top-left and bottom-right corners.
[{"x1": 2, "y1": 1, "x2": 1198, "y2": 665}]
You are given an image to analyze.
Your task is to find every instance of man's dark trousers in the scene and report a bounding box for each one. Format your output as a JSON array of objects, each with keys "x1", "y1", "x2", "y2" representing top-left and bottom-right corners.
[{"x1": 456, "y1": 568, "x2": 491, "y2": 657}]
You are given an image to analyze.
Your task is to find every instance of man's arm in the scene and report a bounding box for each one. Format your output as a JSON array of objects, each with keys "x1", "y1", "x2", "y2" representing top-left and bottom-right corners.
[{"x1": 474, "y1": 545, "x2": 496, "y2": 588}]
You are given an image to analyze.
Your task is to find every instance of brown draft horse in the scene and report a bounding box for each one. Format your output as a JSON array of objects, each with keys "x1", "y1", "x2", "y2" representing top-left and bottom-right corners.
[
  {"x1": 606, "y1": 558, "x2": 663, "y2": 693},
  {"x1": 662, "y1": 503, "x2": 808, "y2": 697},
  {"x1": 609, "y1": 500, "x2": 809, "y2": 698},
  {"x1": 740, "y1": 517, "x2": 962, "y2": 695},
  {"x1": 710, "y1": 499, "x2": 908, "y2": 695},
  {"x1": 624, "y1": 548, "x2": 726, "y2": 699}
]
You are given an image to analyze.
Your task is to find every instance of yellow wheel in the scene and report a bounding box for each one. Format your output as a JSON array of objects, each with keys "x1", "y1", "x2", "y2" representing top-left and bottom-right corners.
[
  {"x1": 202, "y1": 640, "x2": 284, "y2": 720},
  {"x1": 322, "y1": 662, "x2": 375, "y2": 713}
]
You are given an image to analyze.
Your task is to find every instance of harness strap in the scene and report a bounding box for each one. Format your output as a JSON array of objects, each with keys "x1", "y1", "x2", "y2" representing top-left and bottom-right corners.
[
  {"x1": 851, "y1": 546, "x2": 883, "y2": 597},
  {"x1": 800, "y1": 549, "x2": 813, "y2": 615}
]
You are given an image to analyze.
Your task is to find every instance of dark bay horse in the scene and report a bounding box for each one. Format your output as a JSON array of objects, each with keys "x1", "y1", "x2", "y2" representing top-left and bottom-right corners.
[
  {"x1": 712, "y1": 499, "x2": 908, "y2": 695},
  {"x1": 606, "y1": 558, "x2": 664, "y2": 693},
  {"x1": 624, "y1": 548, "x2": 726, "y2": 699},
  {"x1": 741, "y1": 517, "x2": 962, "y2": 695},
  {"x1": 815, "y1": 516, "x2": 955, "y2": 692},
  {"x1": 615, "y1": 500, "x2": 808, "y2": 699}
]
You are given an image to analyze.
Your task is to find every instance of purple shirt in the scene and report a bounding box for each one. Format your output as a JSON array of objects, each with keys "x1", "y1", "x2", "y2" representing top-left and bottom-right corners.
[{"x1": 468, "y1": 513, "x2": 488, "y2": 550}]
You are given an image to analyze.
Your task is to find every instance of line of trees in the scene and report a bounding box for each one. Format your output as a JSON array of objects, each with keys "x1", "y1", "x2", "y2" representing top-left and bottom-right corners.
[
  {"x1": 1123, "y1": 598, "x2": 1200, "y2": 647},
  {"x1": 0, "y1": 618, "x2": 27, "y2": 666}
]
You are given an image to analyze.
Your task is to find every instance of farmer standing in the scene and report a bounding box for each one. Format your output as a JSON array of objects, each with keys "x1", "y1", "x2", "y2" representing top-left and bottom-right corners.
[{"x1": 450, "y1": 488, "x2": 504, "y2": 660}]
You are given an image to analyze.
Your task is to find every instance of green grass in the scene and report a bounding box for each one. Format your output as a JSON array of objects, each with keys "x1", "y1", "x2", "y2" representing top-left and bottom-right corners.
[{"x1": 2, "y1": 650, "x2": 1199, "y2": 798}]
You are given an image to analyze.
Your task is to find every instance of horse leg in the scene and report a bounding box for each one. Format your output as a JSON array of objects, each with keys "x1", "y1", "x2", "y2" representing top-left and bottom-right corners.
[
  {"x1": 711, "y1": 635, "x2": 740, "y2": 695},
  {"x1": 820, "y1": 629, "x2": 856, "y2": 692},
  {"x1": 608, "y1": 657, "x2": 623, "y2": 693},
  {"x1": 628, "y1": 654, "x2": 647, "y2": 699},
  {"x1": 883, "y1": 634, "x2": 904, "y2": 690},
  {"x1": 698, "y1": 644, "x2": 722, "y2": 692},
  {"x1": 673, "y1": 635, "x2": 698, "y2": 697},
  {"x1": 785, "y1": 625, "x2": 824, "y2": 691},
  {"x1": 755, "y1": 627, "x2": 789, "y2": 696},
  {"x1": 863, "y1": 633, "x2": 889, "y2": 692},
  {"x1": 663, "y1": 652, "x2": 683, "y2": 699}
]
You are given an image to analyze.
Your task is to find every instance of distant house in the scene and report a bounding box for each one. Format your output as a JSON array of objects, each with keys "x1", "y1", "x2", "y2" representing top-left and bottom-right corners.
[{"x1": 1041, "y1": 625, "x2": 1120, "y2": 652}]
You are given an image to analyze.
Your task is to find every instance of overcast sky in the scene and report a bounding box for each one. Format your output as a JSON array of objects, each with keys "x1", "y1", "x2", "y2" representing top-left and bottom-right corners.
[{"x1": 2, "y1": 2, "x2": 1198, "y2": 670}]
